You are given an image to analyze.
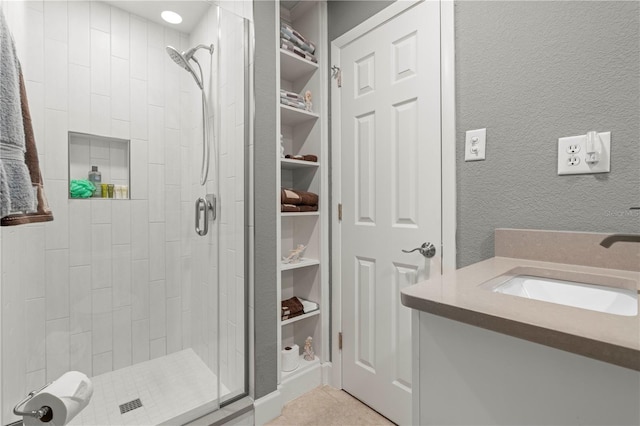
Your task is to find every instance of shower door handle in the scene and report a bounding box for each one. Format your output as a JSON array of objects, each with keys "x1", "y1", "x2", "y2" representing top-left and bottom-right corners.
[{"x1": 195, "y1": 194, "x2": 216, "y2": 236}]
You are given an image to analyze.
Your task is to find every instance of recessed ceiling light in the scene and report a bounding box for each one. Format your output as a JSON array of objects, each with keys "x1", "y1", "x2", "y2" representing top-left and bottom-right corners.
[{"x1": 161, "y1": 10, "x2": 182, "y2": 24}]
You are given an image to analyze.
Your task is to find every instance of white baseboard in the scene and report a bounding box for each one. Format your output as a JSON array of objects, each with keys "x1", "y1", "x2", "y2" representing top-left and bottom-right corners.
[
  {"x1": 253, "y1": 389, "x2": 283, "y2": 426},
  {"x1": 254, "y1": 362, "x2": 331, "y2": 425},
  {"x1": 280, "y1": 361, "x2": 322, "y2": 404},
  {"x1": 321, "y1": 362, "x2": 333, "y2": 387}
]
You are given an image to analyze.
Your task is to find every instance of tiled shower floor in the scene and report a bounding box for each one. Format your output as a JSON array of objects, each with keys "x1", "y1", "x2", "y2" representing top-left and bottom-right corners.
[{"x1": 69, "y1": 349, "x2": 230, "y2": 426}]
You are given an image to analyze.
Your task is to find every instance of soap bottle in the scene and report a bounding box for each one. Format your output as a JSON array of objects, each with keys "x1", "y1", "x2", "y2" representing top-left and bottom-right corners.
[{"x1": 88, "y1": 166, "x2": 102, "y2": 197}]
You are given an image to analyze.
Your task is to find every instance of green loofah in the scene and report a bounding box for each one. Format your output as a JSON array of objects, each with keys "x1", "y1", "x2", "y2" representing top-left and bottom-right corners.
[{"x1": 70, "y1": 179, "x2": 96, "y2": 198}]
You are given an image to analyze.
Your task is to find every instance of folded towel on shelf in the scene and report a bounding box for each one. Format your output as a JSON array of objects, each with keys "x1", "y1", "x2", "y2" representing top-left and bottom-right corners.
[
  {"x1": 285, "y1": 154, "x2": 317, "y2": 162},
  {"x1": 282, "y1": 311, "x2": 304, "y2": 321},
  {"x1": 301, "y1": 299, "x2": 318, "y2": 313},
  {"x1": 281, "y1": 297, "x2": 319, "y2": 321},
  {"x1": 282, "y1": 296, "x2": 304, "y2": 320},
  {"x1": 280, "y1": 89, "x2": 304, "y2": 102},
  {"x1": 298, "y1": 205, "x2": 318, "y2": 212},
  {"x1": 280, "y1": 98, "x2": 307, "y2": 110},
  {"x1": 281, "y1": 203, "x2": 299, "y2": 212},
  {"x1": 0, "y1": 9, "x2": 35, "y2": 219},
  {"x1": 281, "y1": 39, "x2": 317, "y2": 63},
  {"x1": 281, "y1": 188, "x2": 318, "y2": 206},
  {"x1": 280, "y1": 22, "x2": 316, "y2": 54}
]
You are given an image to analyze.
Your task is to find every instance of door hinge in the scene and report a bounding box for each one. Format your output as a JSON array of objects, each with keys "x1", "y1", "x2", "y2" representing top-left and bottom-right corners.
[
  {"x1": 338, "y1": 332, "x2": 343, "y2": 350},
  {"x1": 338, "y1": 203, "x2": 342, "y2": 221},
  {"x1": 331, "y1": 65, "x2": 342, "y2": 88}
]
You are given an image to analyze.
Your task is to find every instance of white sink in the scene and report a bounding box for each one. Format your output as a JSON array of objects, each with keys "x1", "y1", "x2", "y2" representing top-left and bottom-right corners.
[{"x1": 492, "y1": 275, "x2": 638, "y2": 316}]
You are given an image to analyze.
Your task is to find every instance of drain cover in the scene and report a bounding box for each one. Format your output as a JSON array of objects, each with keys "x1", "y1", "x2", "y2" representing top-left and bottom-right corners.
[{"x1": 119, "y1": 398, "x2": 143, "y2": 414}]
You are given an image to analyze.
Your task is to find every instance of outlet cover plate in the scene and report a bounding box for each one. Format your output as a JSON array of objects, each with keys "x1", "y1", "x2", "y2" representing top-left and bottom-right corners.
[{"x1": 558, "y1": 132, "x2": 610, "y2": 175}]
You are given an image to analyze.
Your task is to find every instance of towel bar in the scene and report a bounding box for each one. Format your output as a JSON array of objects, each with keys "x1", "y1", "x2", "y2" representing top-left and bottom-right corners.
[{"x1": 13, "y1": 382, "x2": 53, "y2": 421}]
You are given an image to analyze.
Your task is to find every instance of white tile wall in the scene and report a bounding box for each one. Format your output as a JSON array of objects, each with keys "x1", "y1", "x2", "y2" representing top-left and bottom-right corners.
[{"x1": 0, "y1": 1, "x2": 250, "y2": 423}]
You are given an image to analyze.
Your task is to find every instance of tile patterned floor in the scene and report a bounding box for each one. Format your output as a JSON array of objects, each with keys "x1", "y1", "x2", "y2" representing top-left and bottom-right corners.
[
  {"x1": 266, "y1": 386, "x2": 395, "y2": 426},
  {"x1": 69, "y1": 349, "x2": 230, "y2": 426}
]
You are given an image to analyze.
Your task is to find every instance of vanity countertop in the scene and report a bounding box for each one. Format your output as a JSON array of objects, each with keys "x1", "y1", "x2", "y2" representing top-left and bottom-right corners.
[{"x1": 401, "y1": 256, "x2": 640, "y2": 371}]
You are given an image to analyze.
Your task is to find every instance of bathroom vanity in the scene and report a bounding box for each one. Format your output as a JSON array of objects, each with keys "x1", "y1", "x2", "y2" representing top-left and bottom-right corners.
[{"x1": 401, "y1": 229, "x2": 640, "y2": 426}]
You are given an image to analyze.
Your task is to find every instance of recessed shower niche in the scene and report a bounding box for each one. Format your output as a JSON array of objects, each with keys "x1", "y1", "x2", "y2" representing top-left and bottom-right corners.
[{"x1": 68, "y1": 132, "x2": 130, "y2": 199}]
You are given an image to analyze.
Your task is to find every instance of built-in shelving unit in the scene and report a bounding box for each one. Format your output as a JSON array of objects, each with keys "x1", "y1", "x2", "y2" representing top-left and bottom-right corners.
[
  {"x1": 280, "y1": 258, "x2": 320, "y2": 271},
  {"x1": 281, "y1": 211, "x2": 320, "y2": 217},
  {"x1": 280, "y1": 158, "x2": 320, "y2": 170},
  {"x1": 277, "y1": 0, "x2": 328, "y2": 404},
  {"x1": 281, "y1": 104, "x2": 319, "y2": 126},
  {"x1": 68, "y1": 132, "x2": 130, "y2": 200},
  {"x1": 281, "y1": 309, "x2": 321, "y2": 326},
  {"x1": 280, "y1": 48, "x2": 318, "y2": 81}
]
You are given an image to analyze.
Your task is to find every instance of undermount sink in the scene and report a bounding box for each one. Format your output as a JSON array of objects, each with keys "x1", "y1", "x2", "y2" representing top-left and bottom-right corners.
[{"x1": 490, "y1": 273, "x2": 638, "y2": 317}]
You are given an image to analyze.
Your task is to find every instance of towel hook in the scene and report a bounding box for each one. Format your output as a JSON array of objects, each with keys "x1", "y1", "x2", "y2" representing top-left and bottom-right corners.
[{"x1": 13, "y1": 382, "x2": 53, "y2": 421}]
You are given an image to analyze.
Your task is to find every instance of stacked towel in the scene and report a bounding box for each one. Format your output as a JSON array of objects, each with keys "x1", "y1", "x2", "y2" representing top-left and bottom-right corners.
[
  {"x1": 281, "y1": 188, "x2": 319, "y2": 213},
  {"x1": 285, "y1": 154, "x2": 317, "y2": 163},
  {"x1": 282, "y1": 296, "x2": 304, "y2": 321},
  {"x1": 281, "y1": 296, "x2": 318, "y2": 321},
  {"x1": 280, "y1": 22, "x2": 317, "y2": 63},
  {"x1": 0, "y1": 9, "x2": 35, "y2": 219},
  {"x1": 280, "y1": 89, "x2": 306, "y2": 110}
]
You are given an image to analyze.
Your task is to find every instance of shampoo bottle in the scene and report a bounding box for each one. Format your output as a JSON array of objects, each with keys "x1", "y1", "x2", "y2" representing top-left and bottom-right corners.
[{"x1": 88, "y1": 166, "x2": 102, "y2": 197}]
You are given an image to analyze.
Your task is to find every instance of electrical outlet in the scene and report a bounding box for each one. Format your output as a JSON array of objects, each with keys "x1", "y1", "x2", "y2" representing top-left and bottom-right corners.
[
  {"x1": 567, "y1": 144, "x2": 580, "y2": 154},
  {"x1": 558, "y1": 132, "x2": 611, "y2": 175},
  {"x1": 567, "y1": 156, "x2": 580, "y2": 166}
]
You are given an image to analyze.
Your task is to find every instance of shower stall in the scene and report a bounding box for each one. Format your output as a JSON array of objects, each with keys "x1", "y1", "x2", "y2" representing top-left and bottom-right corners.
[{"x1": 0, "y1": 0, "x2": 252, "y2": 424}]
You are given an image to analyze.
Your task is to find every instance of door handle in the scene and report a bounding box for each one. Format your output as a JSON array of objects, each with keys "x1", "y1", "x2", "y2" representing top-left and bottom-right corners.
[
  {"x1": 195, "y1": 194, "x2": 216, "y2": 236},
  {"x1": 402, "y1": 242, "x2": 436, "y2": 258}
]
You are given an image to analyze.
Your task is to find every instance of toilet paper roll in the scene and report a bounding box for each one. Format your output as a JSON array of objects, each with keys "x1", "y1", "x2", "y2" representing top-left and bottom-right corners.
[
  {"x1": 23, "y1": 371, "x2": 93, "y2": 426},
  {"x1": 282, "y1": 344, "x2": 300, "y2": 372}
]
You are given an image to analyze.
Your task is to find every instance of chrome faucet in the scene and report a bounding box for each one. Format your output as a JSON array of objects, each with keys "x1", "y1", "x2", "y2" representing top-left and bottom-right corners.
[{"x1": 600, "y1": 234, "x2": 640, "y2": 248}]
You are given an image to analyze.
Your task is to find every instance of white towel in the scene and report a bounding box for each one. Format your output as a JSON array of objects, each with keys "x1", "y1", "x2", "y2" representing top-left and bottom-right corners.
[
  {"x1": 0, "y1": 9, "x2": 34, "y2": 218},
  {"x1": 301, "y1": 299, "x2": 318, "y2": 313}
]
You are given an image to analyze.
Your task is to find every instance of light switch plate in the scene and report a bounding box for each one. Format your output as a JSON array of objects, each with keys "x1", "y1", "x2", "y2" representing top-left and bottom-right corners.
[
  {"x1": 465, "y1": 128, "x2": 486, "y2": 161},
  {"x1": 557, "y1": 132, "x2": 611, "y2": 175}
]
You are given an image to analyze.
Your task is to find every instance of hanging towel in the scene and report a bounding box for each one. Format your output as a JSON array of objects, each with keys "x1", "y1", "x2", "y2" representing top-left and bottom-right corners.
[
  {"x1": 1, "y1": 69, "x2": 54, "y2": 225},
  {"x1": 0, "y1": 9, "x2": 36, "y2": 220}
]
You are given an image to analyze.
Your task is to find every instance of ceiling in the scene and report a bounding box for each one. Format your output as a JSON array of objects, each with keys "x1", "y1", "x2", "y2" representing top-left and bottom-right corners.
[{"x1": 104, "y1": 1, "x2": 212, "y2": 34}]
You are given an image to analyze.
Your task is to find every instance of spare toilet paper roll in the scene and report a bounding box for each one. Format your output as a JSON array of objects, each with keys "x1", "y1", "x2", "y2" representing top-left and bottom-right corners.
[
  {"x1": 282, "y1": 344, "x2": 300, "y2": 372},
  {"x1": 23, "y1": 371, "x2": 93, "y2": 426}
]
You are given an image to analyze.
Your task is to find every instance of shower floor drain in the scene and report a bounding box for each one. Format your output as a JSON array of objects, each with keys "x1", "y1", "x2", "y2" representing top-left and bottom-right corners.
[{"x1": 119, "y1": 398, "x2": 143, "y2": 414}]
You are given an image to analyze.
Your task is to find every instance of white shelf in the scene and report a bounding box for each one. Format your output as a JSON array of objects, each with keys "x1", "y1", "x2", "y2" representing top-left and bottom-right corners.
[
  {"x1": 281, "y1": 104, "x2": 319, "y2": 126},
  {"x1": 281, "y1": 211, "x2": 320, "y2": 217},
  {"x1": 281, "y1": 355, "x2": 320, "y2": 381},
  {"x1": 280, "y1": 158, "x2": 320, "y2": 170},
  {"x1": 281, "y1": 257, "x2": 320, "y2": 271},
  {"x1": 281, "y1": 309, "x2": 320, "y2": 326},
  {"x1": 280, "y1": 48, "x2": 318, "y2": 82}
]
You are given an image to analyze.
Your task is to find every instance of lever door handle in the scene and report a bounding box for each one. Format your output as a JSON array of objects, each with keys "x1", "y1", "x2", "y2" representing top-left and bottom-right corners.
[
  {"x1": 402, "y1": 242, "x2": 436, "y2": 258},
  {"x1": 195, "y1": 194, "x2": 216, "y2": 237}
]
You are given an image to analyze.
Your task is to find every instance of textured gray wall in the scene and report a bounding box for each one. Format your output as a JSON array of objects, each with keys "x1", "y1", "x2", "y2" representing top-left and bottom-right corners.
[
  {"x1": 455, "y1": 1, "x2": 640, "y2": 267},
  {"x1": 327, "y1": 0, "x2": 394, "y2": 40},
  {"x1": 253, "y1": 0, "x2": 278, "y2": 400}
]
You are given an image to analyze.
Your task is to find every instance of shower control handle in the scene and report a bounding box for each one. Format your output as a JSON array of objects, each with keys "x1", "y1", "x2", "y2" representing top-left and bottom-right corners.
[{"x1": 195, "y1": 194, "x2": 216, "y2": 236}]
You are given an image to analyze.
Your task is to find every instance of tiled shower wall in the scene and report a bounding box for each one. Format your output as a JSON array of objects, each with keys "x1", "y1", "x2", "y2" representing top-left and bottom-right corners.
[{"x1": 0, "y1": 1, "x2": 250, "y2": 423}]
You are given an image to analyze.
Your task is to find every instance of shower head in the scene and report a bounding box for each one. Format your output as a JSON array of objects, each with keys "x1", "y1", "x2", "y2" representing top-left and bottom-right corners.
[
  {"x1": 184, "y1": 44, "x2": 215, "y2": 61},
  {"x1": 166, "y1": 45, "x2": 204, "y2": 90}
]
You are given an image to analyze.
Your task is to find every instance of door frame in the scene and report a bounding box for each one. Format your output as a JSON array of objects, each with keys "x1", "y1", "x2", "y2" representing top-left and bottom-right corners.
[{"x1": 329, "y1": 0, "x2": 456, "y2": 390}]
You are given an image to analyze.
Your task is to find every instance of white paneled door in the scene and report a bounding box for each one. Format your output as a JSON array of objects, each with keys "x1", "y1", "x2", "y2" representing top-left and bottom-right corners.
[{"x1": 337, "y1": 2, "x2": 441, "y2": 424}]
